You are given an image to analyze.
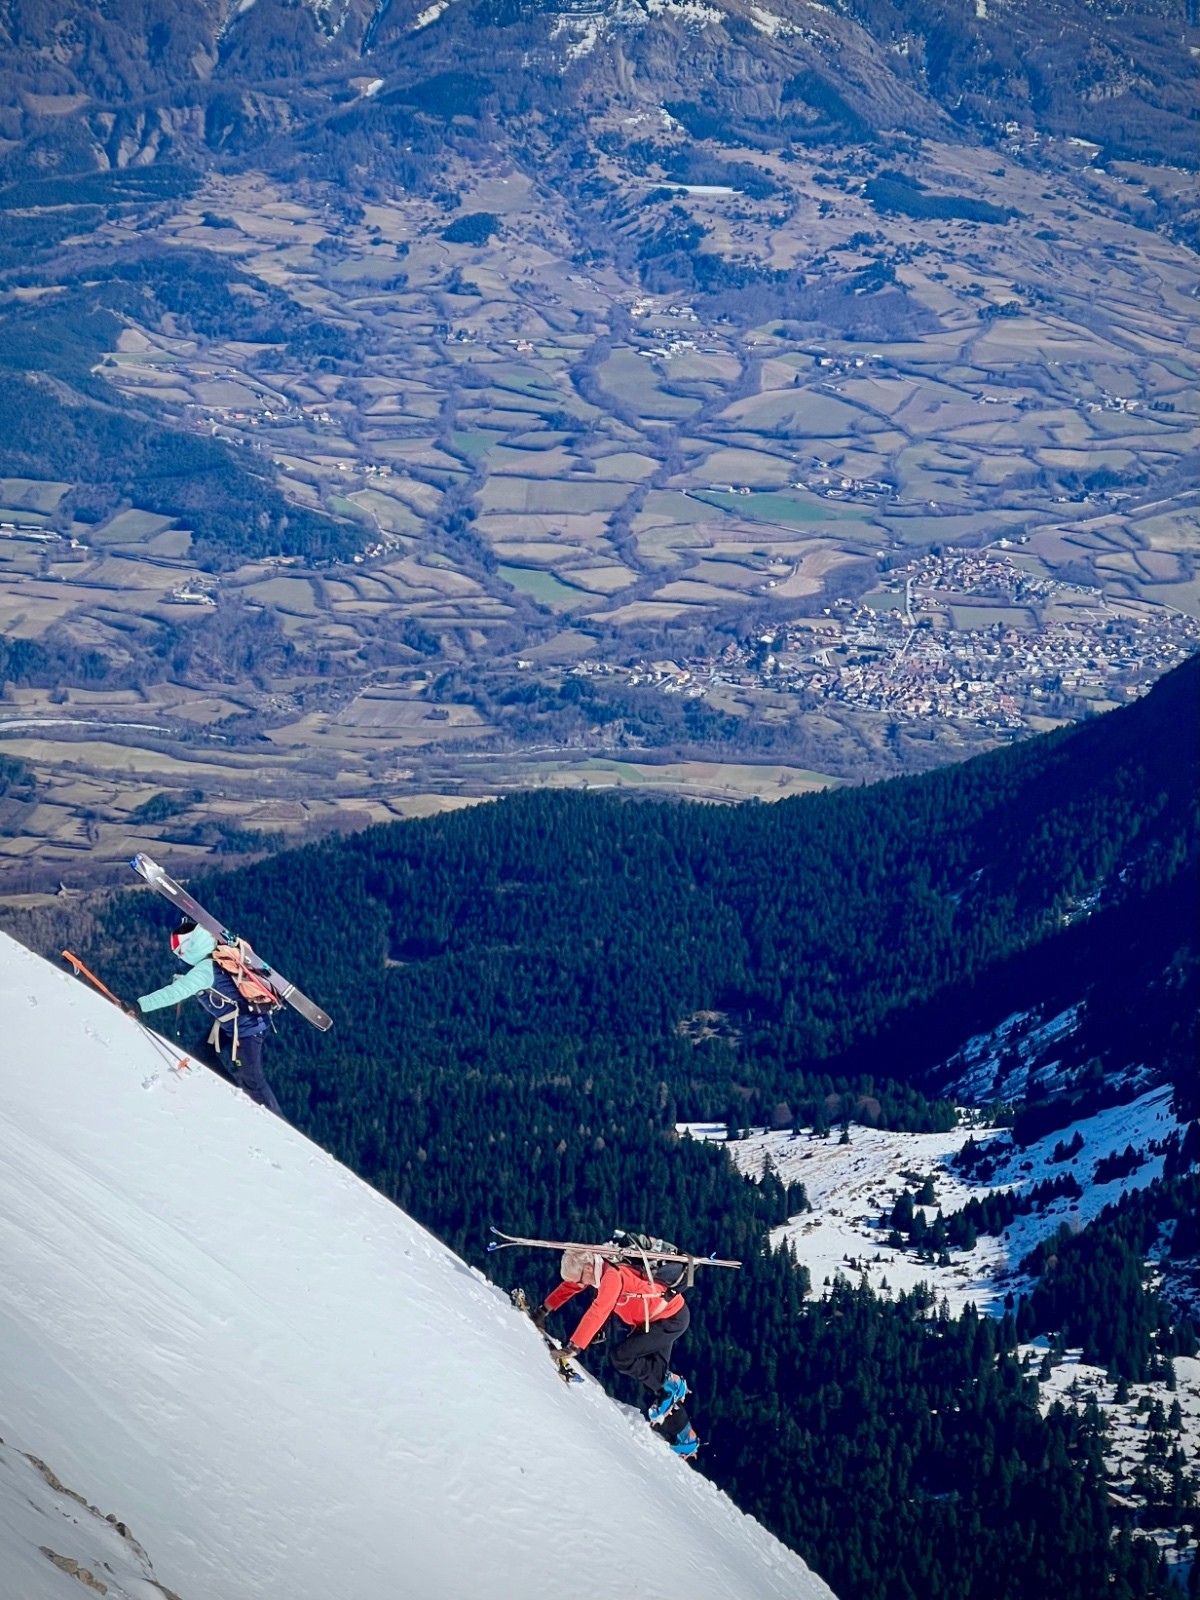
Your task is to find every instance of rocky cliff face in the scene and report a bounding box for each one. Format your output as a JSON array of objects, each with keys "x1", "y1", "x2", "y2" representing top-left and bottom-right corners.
[{"x1": 0, "y1": 0, "x2": 1194, "y2": 183}]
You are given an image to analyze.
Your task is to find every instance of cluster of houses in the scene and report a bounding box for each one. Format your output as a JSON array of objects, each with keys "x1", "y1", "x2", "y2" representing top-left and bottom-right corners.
[{"x1": 571, "y1": 546, "x2": 1199, "y2": 730}]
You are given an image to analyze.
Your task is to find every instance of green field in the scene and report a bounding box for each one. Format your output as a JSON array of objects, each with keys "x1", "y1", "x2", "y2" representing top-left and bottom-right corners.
[
  {"x1": 598, "y1": 350, "x2": 702, "y2": 419},
  {"x1": 558, "y1": 565, "x2": 636, "y2": 594},
  {"x1": 487, "y1": 367, "x2": 563, "y2": 400},
  {"x1": 529, "y1": 757, "x2": 838, "y2": 800},
  {"x1": 887, "y1": 510, "x2": 1030, "y2": 544},
  {"x1": 346, "y1": 489, "x2": 423, "y2": 536},
  {"x1": 480, "y1": 478, "x2": 628, "y2": 515},
  {"x1": 94, "y1": 509, "x2": 176, "y2": 544},
  {"x1": 451, "y1": 430, "x2": 505, "y2": 462},
  {"x1": 634, "y1": 491, "x2": 718, "y2": 529},
  {"x1": 948, "y1": 605, "x2": 1036, "y2": 630},
  {"x1": 724, "y1": 390, "x2": 864, "y2": 436},
  {"x1": 498, "y1": 565, "x2": 589, "y2": 608},
  {"x1": 0, "y1": 544, "x2": 44, "y2": 573},
  {"x1": 241, "y1": 577, "x2": 320, "y2": 614},
  {"x1": 0, "y1": 478, "x2": 70, "y2": 512},
  {"x1": 328, "y1": 495, "x2": 372, "y2": 521},
  {"x1": 692, "y1": 490, "x2": 871, "y2": 528}
]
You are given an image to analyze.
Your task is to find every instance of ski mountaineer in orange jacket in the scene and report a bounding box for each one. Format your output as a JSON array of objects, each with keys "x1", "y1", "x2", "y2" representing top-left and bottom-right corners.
[{"x1": 533, "y1": 1247, "x2": 699, "y2": 1457}]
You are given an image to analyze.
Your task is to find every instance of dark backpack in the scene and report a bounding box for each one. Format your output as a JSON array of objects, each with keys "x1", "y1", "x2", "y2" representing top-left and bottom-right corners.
[{"x1": 610, "y1": 1230, "x2": 687, "y2": 1291}]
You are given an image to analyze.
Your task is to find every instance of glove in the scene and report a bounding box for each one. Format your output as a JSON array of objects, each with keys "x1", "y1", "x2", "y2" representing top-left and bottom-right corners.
[
  {"x1": 560, "y1": 1343, "x2": 581, "y2": 1361},
  {"x1": 529, "y1": 1304, "x2": 549, "y2": 1334},
  {"x1": 124, "y1": 1002, "x2": 141, "y2": 1019}
]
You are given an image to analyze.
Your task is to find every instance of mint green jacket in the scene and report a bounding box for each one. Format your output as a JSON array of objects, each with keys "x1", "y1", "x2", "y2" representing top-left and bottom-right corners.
[{"x1": 137, "y1": 925, "x2": 217, "y2": 1013}]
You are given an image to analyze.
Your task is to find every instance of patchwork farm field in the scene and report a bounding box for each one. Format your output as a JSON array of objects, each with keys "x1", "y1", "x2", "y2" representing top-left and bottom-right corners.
[{"x1": 1, "y1": 123, "x2": 1197, "y2": 890}]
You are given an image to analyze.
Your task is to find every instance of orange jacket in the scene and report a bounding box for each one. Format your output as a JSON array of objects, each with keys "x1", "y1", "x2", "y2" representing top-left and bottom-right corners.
[{"x1": 545, "y1": 1262, "x2": 685, "y2": 1350}]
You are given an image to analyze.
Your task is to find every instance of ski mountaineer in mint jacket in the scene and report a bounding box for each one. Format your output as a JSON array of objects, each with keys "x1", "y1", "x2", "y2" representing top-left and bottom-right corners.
[{"x1": 136, "y1": 921, "x2": 283, "y2": 1117}]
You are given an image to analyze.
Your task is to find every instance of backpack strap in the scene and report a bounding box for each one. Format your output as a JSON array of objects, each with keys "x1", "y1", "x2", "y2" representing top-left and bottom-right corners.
[
  {"x1": 634, "y1": 1243, "x2": 655, "y2": 1329},
  {"x1": 202, "y1": 983, "x2": 240, "y2": 1055}
]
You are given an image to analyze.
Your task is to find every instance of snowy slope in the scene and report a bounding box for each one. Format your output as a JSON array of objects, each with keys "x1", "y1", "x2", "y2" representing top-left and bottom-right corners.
[{"x1": 0, "y1": 933, "x2": 835, "y2": 1600}]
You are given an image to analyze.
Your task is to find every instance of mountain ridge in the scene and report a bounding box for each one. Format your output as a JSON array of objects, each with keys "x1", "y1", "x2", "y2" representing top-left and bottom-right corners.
[
  {"x1": 4, "y1": 661, "x2": 1196, "y2": 1600},
  {"x1": 1, "y1": 0, "x2": 1195, "y2": 174}
]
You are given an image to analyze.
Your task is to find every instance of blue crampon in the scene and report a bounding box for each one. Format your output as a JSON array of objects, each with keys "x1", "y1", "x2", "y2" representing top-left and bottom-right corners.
[
  {"x1": 670, "y1": 1424, "x2": 700, "y2": 1458},
  {"x1": 648, "y1": 1371, "x2": 688, "y2": 1425}
]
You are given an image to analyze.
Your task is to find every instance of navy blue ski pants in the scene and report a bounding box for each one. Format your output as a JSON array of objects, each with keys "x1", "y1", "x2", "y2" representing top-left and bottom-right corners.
[{"x1": 223, "y1": 1030, "x2": 283, "y2": 1118}]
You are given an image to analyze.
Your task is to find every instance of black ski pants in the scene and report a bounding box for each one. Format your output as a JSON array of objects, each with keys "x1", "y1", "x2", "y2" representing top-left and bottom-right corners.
[{"x1": 611, "y1": 1303, "x2": 691, "y2": 1442}]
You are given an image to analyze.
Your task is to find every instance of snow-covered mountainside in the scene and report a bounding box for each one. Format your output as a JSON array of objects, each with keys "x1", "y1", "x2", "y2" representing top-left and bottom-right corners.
[
  {"x1": 708, "y1": 1084, "x2": 1185, "y2": 1312},
  {"x1": 0, "y1": 932, "x2": 835, "y2": 1600},
  {"x1": 686, "y1": 1052, "x2": 1199, "y2": 1576}
]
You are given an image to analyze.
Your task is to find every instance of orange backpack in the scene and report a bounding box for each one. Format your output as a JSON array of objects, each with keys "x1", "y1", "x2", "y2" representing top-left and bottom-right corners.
[{"x1": 212, "y1": 938, "x2": 283, "y2": 1015}]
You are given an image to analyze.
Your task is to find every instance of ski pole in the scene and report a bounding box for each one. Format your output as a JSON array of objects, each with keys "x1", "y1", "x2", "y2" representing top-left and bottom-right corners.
[{"x1": 62, "y1": 952, "x2": 191, "y2": 1074}]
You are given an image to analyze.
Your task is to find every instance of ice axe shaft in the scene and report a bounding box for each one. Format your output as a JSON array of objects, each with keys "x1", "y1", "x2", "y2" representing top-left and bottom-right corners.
[
  {"x1": 62, "y1": 951, "x2": 125, "y2": 1009},
  {"x1": 62, "y1": 951, "x2": 190, "y2": 1075}
]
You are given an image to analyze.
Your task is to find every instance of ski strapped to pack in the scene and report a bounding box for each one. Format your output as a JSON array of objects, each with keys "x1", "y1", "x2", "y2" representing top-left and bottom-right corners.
[
  {"x1": 487, "y1": 1229, "x2": 741, "y2": 1289},
  {"x1": 201, "y1": 937, "x2": 284, "y2": 1058},
  {"x1": 129, "y1": 853, "x2": 332, "y2": 1033}
]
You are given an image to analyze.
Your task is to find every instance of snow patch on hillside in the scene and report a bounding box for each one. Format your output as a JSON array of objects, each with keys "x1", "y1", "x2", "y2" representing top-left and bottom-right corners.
[
  {"x1": 412, "y1": 0, "x2": 458, "y2": 31},
  {"x1": 1026, "y1": 1347, "x2": 1200, "y2": 1574},
  {"x1": 716, "y1": 1120, "x2": 1011, "y2": 1311},
  {"x1": 549, "y1": 0, "x2": 723, "y2": 66},
  {"x1": 945, "y1": 1004, "x2": 1082, "y2": 1102},
  {"x1": 702, "y1": 1084, "x2": 1183, "y2": 1313},
  {"x1": 0, "y1": 933, "x2": 834, "y2": 1600},
  {"x1": 552, "y1": 14, "x2": 605, "y2": 60}
]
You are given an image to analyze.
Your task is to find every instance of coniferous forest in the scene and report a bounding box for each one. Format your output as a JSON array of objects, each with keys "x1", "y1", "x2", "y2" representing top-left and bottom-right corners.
[{"x1": 40, "y1": 655, "x2": 1198, "y2": 1600}]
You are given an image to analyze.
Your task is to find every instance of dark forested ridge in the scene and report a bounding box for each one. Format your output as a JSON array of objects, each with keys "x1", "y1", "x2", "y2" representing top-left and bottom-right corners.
[
  {"x1": 26, "y1": 655, "x2": 1198, "y2": 1600},
  {"x1": 0, "y1": 267, "x2": 361, "y2": 570}
]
